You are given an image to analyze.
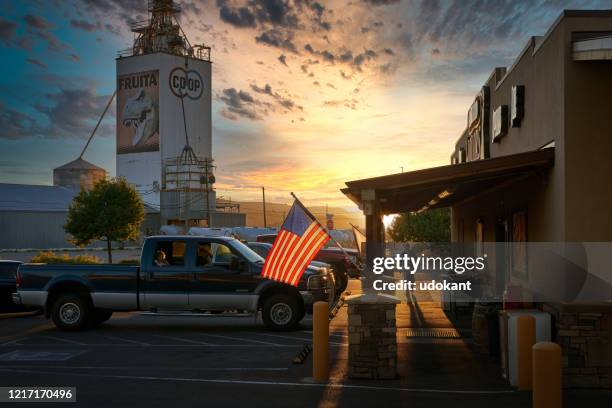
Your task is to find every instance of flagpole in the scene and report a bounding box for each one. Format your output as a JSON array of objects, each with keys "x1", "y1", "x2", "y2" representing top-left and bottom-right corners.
[{"x1": 290, "y1": 192, "x2": 361, "y2": 270}]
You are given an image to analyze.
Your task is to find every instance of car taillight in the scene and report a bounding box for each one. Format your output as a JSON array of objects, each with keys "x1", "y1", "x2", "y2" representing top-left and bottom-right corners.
[{"x1": 15, "y1": 270, "x2": 22, "y2": 288}]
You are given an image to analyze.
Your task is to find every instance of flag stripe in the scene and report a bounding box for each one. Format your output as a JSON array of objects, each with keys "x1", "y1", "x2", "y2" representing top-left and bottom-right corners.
[
  {"x1": 290, "y1": 232, "x2": 329, "y2": 286},
  {"x1": 263, "y1": 230, "x2": 293, "y2": 280},
  {"x1": 263, "y1": 231, "x2": 286, "y2": 279}
]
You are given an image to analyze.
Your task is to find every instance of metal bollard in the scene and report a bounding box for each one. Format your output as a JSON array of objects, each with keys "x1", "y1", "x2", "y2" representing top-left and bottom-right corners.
[
  {"x1": 533, "y1": 342, "x2": 562, "y2": 408},
  {"x1": 517, "y1": 315, "x2": 536, "y2": 390},
  {"x1": 313, "y1": 301, "x2": 329, "y2": 382}
]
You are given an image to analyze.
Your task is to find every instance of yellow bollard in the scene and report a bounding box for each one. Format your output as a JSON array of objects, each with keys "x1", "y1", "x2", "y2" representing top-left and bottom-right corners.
[
  {"x1": 313, "y1": 301, "x2": 329, "y2": 382},
  {"x1": 533, "y1": 342, "x2": 562, "y2": 408},
  {"x1": 517, "y1": 315, "x2": 536, "y2": 390}
]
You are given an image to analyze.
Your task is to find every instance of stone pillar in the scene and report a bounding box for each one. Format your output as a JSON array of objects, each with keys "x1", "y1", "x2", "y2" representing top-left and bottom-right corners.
[{"x1": 347, "y1": 294, "x2": 400, "y2": 379}]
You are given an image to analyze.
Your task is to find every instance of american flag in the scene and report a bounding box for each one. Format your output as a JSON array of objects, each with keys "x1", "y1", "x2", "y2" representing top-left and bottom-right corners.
[{"x1": 262, "y1": 199, "x2": 330, "y2": 286}]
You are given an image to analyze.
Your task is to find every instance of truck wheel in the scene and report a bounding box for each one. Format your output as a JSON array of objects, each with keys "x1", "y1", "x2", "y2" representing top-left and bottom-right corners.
[
  {"x1": 91, "y1": 310, "x2": 113, "y2": 327},
  {"x1": 262, "y1": 294, "x2": 301, "y2": 331},
  {"x1": 51, "y1": 294, "x2": 92, "y2": 331}
]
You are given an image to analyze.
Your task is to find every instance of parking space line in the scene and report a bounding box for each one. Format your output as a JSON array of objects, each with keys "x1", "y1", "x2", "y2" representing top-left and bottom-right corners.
[
  {"x1": 102, "y1": 335, "x2": 152, "y2": 346},
  {"x1": 250, "y1": 332, "x2": 344, "y2": 346},
  {"x1": 0, "y1": 365, "x2": 289, "y2": 371},
  {"x1": 0, "y1": 343, "x2": 345, "y2": 348},
  {"x1": 152, "y1": 335, "x2": 215, "y2": 345},
  {"x1": 40, "y1": 335, "x2": 86, "y2": 345},
  {"x1": 198, "y1": 333, "x2": 283, "y2": 346},
  {"x1": 0, "y1": 368, "x2": 516, "y2": 394}
]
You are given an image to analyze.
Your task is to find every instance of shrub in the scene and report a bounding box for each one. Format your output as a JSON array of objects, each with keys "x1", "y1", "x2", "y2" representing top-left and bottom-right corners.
[
  {"x1": 30, "y1": 251, "x2": 102, "y2": 264},
  {"x1": 118, "y1": 258, "x2": 140, "y2": 265}
]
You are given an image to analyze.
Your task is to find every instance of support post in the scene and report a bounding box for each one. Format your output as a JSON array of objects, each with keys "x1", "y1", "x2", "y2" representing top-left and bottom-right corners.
[
  {"x1": 313, "y1": 301, "x2": 329, "y2": 382},
  {"x1": 517, "y1": 315, "x2": 536, "y2": 390},
  {"x1": 262, "y1": 186, "x2": 267, "y2": 228}
]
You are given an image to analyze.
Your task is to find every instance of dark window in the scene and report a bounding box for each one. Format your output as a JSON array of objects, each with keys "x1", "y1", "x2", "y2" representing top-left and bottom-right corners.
[
  {"x1": 250, "y1": 245, "x2": 269, "y2": 259},
  {"x1": 198, "y1": 243, "x2": 240, "y2": 270},
  {"x1": 152, "y1": 241, "x2": 186, "y2": 267},
  {"x1": 0, "y1": 262, "x2": 19, "y2": 280}
]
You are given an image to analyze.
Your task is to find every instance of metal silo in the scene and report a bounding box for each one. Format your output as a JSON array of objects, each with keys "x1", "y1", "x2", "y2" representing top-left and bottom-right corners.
[{"x1": 53, "y1": 158, "x2": 107, "y2": 191}]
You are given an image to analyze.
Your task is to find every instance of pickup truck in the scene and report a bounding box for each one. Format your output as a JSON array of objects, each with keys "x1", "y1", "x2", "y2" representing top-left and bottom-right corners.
[{"x1": 13, "y1": 236, "x2": 332, "y2": 331}]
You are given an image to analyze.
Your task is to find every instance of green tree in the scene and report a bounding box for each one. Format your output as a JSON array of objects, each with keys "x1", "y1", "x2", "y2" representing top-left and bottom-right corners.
[
  {"x1": 64, "y1": 178, "x2": 144, "y2": 263},
  {"x1": 387, "y1": 208, "x2": 450, "y2": 243}
]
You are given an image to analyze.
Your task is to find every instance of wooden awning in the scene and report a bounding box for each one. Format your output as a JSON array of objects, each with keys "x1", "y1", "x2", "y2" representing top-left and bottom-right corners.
[{"x1": 341, "y1": 148, "x2": 554, "y2": 214}]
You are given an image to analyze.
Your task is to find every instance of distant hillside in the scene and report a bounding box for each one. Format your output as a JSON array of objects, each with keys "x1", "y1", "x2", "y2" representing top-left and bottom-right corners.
[{"x1": 237, "y1": 201, "x2": 363, "y2": 230}]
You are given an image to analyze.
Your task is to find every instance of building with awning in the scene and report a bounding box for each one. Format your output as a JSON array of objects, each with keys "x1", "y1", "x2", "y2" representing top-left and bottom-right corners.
[{"x1": 342, "y1": 10, "x2": 612, "y2": 388}]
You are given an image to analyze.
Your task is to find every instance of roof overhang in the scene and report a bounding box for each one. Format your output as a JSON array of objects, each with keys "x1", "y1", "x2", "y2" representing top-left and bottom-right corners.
[{"x1": 341, "y1": 148, "x2": 555, "y2": 214}]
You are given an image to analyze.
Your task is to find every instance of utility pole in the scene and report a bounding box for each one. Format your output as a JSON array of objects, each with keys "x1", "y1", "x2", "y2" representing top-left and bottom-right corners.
[{"x1": 262, "y1": 186, "x2": 267, "y2": 228}]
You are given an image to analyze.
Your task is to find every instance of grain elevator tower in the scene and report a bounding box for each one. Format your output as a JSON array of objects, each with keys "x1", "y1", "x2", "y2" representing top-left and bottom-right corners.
[{"x1": 116, "y1": 0, "x2": 217, "y2": 228}]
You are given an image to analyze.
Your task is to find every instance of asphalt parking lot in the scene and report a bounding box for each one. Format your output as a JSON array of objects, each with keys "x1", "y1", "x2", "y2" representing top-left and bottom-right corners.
[{"x1": 1, "y1": 283, "x2": 611, "y2": 408}]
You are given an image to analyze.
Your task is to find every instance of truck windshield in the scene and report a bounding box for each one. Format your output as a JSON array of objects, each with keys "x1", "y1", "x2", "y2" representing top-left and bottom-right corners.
[{"x1": 230, "y1": 240, "x2": 265, "y2": 263}]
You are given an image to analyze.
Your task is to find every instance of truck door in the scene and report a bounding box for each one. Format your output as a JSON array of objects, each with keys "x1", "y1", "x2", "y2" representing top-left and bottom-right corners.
[
  {"x1": 189, "y1": 241, "x2": 259, "y2": 311},
  {"x1": 142, "y1": 239, "x2": 190, "y2": 309}
]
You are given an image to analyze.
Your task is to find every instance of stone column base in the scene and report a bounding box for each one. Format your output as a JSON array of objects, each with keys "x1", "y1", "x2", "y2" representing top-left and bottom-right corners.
[{"x1": 347, "y1": 293, "x2": 400, "y2": 379}]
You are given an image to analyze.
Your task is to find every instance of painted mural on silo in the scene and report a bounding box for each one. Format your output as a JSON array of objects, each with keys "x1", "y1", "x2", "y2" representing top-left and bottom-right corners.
[{"x1": 116, "y1": 69, "x2": 160, "y2": 154}]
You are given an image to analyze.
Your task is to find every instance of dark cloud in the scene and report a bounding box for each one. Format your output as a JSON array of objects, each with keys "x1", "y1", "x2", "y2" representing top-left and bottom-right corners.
[
  {"x1": 217, "y1": 0, "x2": 257, "y2": 28},
  {"x1": 324, "y1": 98, "x2": 359, "y2": 110},
  {"x1": 304, "y1": 43, "x2": 335, "y2": 63},
  {"x1": 219, "y1": 88, "x2": 264, "y2": 121},
  {"x1": 256, "y1": 28, "x2": 298, "y2": 53},
  {"x1": 23, "y1": 14, "x2": 53, "y2": 30},
  {"x1": 0, "y1": 102, "x2": 43, "y2": 140},
  {"x1": 0, "y1": 18, "x2": 18, "y2": 45},
  {"x1": 250, "y1": 82, "x2": 302, "y2": 111},
  {"x1": 19, "y1": 13, "x2": 70, "y2": 53},
  {"x1": 216, "y1": 0, "x2": 301, "y2": 29},
  {"x1": 361, "y1": 0, "x2": 400, "y2": 5},
  {"x1": 70, "y1": 19, "x2": 100, "y2": 32},
  {"x1": 34, "y1": 88, "x2": 114, "y2": 138},
  {"x1": 0, "y1": 88, "x2": 113, "y2": 140},
  {"x1": 26, "y1": 58, "x2": 47, "y2": 69}
]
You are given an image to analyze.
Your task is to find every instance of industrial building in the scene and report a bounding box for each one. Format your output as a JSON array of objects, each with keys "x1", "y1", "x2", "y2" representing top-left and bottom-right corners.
[
  {"x1": 0, "y1": 181, "x2": 160, "y2": 250},
  {"x1": 342, "y1": 10, "x2": 612, "y2": 388},
  {"x1": 116, "y1": 0, "x2": 245, "y2": 228}
]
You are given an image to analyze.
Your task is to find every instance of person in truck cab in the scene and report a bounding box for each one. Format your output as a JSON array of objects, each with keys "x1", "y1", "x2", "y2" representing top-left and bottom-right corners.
[
  {"x1": 197, "y1": 244, "x2": 213, "y2": 266},
  {"x1": 154, "y1": 250, "x2": 169, "y2": 267}
]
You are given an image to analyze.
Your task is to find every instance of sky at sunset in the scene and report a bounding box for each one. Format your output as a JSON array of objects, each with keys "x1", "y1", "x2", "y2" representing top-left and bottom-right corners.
[{"x1": 1, "y1": 0, "x2": 611, "y2": 209}]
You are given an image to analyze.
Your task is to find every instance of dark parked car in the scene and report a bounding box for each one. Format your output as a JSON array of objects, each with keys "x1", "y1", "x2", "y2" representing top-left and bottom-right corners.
[
  {"x1": 246, "y1": 242, "x2": 337, "y2": 300},
  {"x1": 0, "y1": 260, "x2": 23, "y2": 311},
  {"x1": 14, "y1": 236, "x2": 331, "y2": 331},
  {"x1": 256, "y1": 234, "x2": 361, "y2": 293}
]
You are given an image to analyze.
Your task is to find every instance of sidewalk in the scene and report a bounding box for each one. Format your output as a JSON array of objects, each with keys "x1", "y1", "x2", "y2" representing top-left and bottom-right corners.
[
  {"x1": 301, "y1": 279, "x2": 611, "y2": 408},
  {"x1": 324, "y1": 279, "x2": 510, "y2": 391}
]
